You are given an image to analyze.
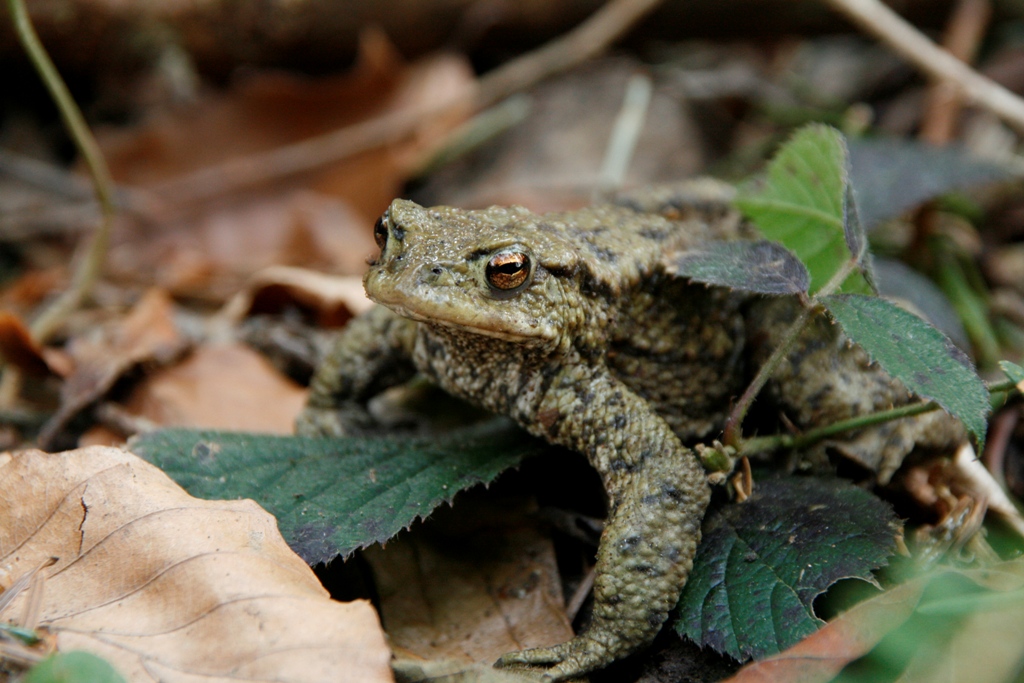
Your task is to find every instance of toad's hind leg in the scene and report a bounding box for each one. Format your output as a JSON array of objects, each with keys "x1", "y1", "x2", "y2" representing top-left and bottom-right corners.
[{"x1": 496, "y1": 369, "x2": 710, "y2": 680}]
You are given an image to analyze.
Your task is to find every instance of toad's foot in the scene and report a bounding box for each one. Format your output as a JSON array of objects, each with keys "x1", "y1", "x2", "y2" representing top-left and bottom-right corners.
[
  {"x1": 294, "y1": 405, "x2": 379, "y2": 437},
  {"x1": 495, "y1": 631, "x2": 634, "y2": 681}
]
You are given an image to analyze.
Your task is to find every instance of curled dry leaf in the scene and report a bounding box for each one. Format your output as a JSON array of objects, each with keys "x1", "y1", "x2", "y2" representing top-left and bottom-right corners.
[
  {"x1": 0, "y1": 311, "x2": 60, "y2": 377},
  {"x1": 899, "y1": 442, "x2": 1024, "y2": 540},
  {"x1": 38, "y1": 289, "x2": 189, "y2": 447},
  {"x1": 0, "y1": 445, "x2": 392, "y2": 683},
  {"x1": 227, "y1": 265, "x2": 373, "y2": 329}
]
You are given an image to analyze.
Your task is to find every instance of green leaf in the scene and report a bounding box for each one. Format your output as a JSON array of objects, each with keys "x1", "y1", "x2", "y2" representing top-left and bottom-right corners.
[
  {"x1": 132, "y1": 420, "x2": 545, "y2": 564},
  {"x1": 669, "y1": 240, "x2": 809, "y2": 295},
  {"x1": 849, "y1": 138, "x2": 1012, "y2": 231},
  {"x1": 736, "y1": 124, "x2": 872, "y2": 295},
  {"x1": 875, "y1": 257, "x2": 969, "y2": 350},
  {"x1": 24, "y1": 652, "x2": 126, "y2": 683},
  {"x1": 822, "y1": 293, "x2": 989, "y2": 446},
  {"x1": 675, "y1": 477, "x2": 899, "y2": 660},
  {"x1": 1000, "y1": 360, "x2": 1024, "y2": 386}
]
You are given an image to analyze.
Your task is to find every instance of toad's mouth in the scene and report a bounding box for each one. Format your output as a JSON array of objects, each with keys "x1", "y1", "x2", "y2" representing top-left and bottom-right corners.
[{"x1": 370, "y1": 293, "x2": 556, "y2": 345}]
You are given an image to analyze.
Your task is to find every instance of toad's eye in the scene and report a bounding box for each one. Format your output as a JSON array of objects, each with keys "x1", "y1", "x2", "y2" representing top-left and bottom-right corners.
[
  {"x1": 373, "y1": 215, "x2": 388, "y2": 251},
  {"x1": 486, "y1": 251, "x2": 531, "y2": 291}
]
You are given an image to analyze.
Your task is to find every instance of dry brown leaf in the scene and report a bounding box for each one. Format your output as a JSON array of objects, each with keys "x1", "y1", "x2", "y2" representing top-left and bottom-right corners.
[
  {"x1": 723, "y1": 559, "x2": 1024, "y2": 683},
  {"x1": 231, "y1": 265, "x2": 372, "y2": 329},
  {"x1": 101, "y1": 30, "x2": 406, "y2": 186},
  {"x1": 0, "y1": 268, "x2": 64, "y2": 320},
  {"x1": 0, "y1": 311, "x2": 57, "y2": 377},
  {"x1": 38, "y1": 289, "x2": 189, "y2": 446},
  {"x1": 721, "y1": 577, "x2": 926, "y2": 683},
  {"x1": 392, "y1": 658, "x2": 541, "y2": 682},
  {"x1": 0, "y1": 444, "x2": 392, "y2": 682},
  {"x1": 121, "y1": 342, "x2": 307, "y2": 433},
  {"x1": 895, "y1": 573, "x2": 1024, "y2": 683},
  {"x1": 108, "y1": 191, "x2": 378, "y2": 299},
  {"x1": 363, "y1": 497, "x2": 573, "y2": 667},
  {"x1": 896, "y1": 443, "x2": 1024, "y2": 542},
  {"x1": 99, "y1": 30, "x2": 474, "y2": 299}
]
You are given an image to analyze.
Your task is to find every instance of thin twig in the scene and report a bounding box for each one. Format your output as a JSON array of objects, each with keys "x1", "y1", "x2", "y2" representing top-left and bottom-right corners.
[
  {"x1": 0, "y1": 148, "x2": 96, "y2": 200},
  {"x1": 597, "y1": 72, "x2": 654, "y2": 195},
  {"x1": 919, "y1": 0, "x2": 992, "y2": 144},
  {"x1": 823, "y1": 0, "x2": 1024, "y2": 133},
  {"x1": 412, "y1": 94, "x2": 532, "y2": 178},
  {"x1": 0, "y1": 148, "x2": 162, "y2": 218},
  {"x1": 154, "y1": 0, "x2": 666, "y2": 206},
  {"x1": 7, "y1": 0, "x2": 116, "y2": 343},
  {"x1": 474, "y1": 0, "x2": 665, "y2": 110}
]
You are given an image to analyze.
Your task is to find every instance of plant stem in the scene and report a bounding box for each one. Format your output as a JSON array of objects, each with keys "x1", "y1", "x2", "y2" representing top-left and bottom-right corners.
[
  {"x1": 722, "y1": 303, "x2": 812, "y2": 447},
  {"x1": 8, "y1": 0, "x2": 116, "y2": 343},
  {"x1": 723, "y1": 258, "x2": 859, "y2": 447},
  {"x1": 740, "y1": 378, "x2": 1019, "y2": 456}
]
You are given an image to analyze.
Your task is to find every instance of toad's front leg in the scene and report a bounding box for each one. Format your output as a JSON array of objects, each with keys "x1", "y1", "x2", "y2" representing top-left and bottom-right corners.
[
  {"x1": 497, "y1": 368, "x2": 711, "y2": 680},
  {"x1": 296, "y1": 305, "x2": 417, "y2": 436}
]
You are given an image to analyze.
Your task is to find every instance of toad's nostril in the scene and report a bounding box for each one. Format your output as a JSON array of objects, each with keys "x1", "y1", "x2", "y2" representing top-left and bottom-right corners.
[{"x1": 421, "y1": 263, "x2": 455, "y2": 286}]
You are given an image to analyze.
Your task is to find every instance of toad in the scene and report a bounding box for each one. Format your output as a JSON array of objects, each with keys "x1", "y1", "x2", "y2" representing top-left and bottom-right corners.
[{"x1": 297, "y1": 181, "x2": 962, "y2": 680}]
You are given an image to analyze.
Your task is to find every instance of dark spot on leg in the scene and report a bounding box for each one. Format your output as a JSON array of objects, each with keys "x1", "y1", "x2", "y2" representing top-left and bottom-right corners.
[
  {"x1": 610, "y1": 459, "x2": 638, "y2": 473},
  {"x1": 631, "y1": 563, "x2": 661, "y2": 576},
  {"x1": 661, "y1": 484, "x2": 683, "y2": 501},
  {"x1": 619, "y1": 535, "x2": 642, "y2": 554},
  {"x1": 639, "y1": 227, "x2": 669, "y2": 241}
]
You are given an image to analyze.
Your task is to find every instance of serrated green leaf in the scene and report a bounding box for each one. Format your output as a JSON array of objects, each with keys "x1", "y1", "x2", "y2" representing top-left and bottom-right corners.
[
  {"x1": 669, "y1": 240, "x2": 809, "y2": 295},
  {"x1": 24, "y1": 652, "x2": 126, "y2": 683},
  {"x1": 822, "y1": 293, "x2": 989, "y2": 446},
  {"x1": 736, "y1": 124, "x2": 872, "y2": 295},
  {"x1": 675, "y1": 477, "x2": 899, "y2": 661},
  {"x1": 132, "y1": 420, "x2": 544, "y2": 564},
  {"x1": 875, "y1": 257, "x2": 969, "y2": 350},
  {"x1": 849, "y1": 138, "x2": 1012, "y2": 231},
  {"x1": 1000, "y1": 360, "x2": 1024, "y2": 388}
]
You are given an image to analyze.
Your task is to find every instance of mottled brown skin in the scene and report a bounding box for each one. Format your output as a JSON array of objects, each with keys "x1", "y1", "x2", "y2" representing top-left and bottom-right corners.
[{"x1": 297, "y1": 184, "x2": 962, "y2": 680}]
